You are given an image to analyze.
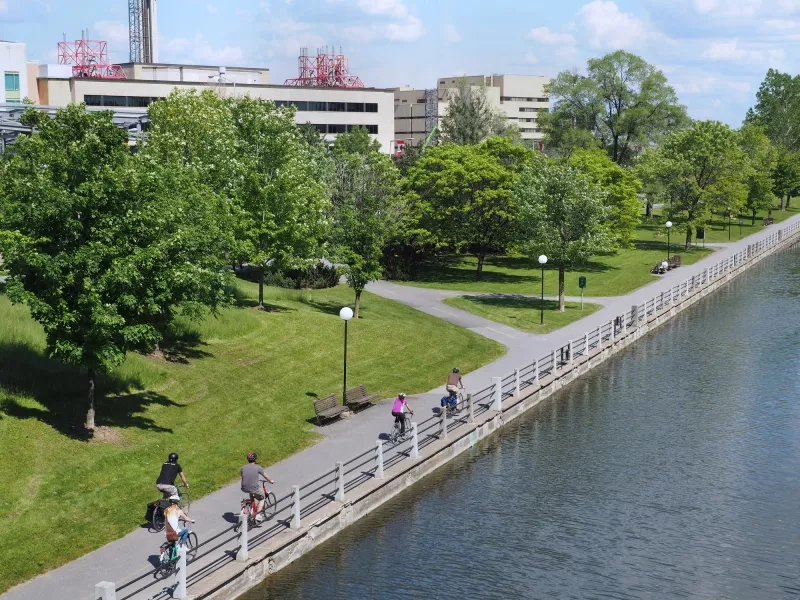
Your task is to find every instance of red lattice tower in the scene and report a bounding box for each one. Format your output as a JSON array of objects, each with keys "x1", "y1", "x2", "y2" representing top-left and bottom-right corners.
[
  {"x1": 284, "y1": 47, "x2": 364, "y2": 88},
  {"x1": 58, "y1": 37, "x2": 127, "y2": 80}
]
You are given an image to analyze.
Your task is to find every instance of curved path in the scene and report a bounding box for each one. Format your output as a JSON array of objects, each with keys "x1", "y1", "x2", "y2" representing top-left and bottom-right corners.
[{"x1": 3, "y1": 217, "x2": 799, "y2": 600}]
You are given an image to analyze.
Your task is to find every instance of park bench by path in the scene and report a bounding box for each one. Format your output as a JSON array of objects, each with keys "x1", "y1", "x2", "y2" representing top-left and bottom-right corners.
[
  {"x1": 345, "y1": 384, "x2": 379, "y2": 410},
  {"x1": 313, "y1": 394, "x2": 347, "y2": 426},
  {"x1": 763, "y1": 217, "x2": 774, "y2": 226},
  {"x1": 651, "y1": 261, "x2": 667, "y2": 274},
  {"x1": 668, "y1": 255, "x2": 682, "y2": 269}
]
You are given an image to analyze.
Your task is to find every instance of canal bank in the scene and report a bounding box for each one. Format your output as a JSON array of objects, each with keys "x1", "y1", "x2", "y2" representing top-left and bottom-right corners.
[{"x1": 174, "y1": 225, "x2": 800, "y2": 600}]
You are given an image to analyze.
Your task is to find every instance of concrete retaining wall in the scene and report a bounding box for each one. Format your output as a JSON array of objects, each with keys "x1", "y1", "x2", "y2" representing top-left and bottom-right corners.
[{"x1": 192, "y1": 229, "x2": 800, "y2": 600}]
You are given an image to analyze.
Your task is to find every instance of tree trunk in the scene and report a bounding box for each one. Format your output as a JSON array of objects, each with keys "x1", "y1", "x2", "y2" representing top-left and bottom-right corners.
[
  {"x1": 684, "y1": 227, "x2": 693, "y2": 251},
  {"x1": 258, "y1": 269, "x2": 264, "y2": 309},
  {"x1": 645, "y1": 201, "x2": 653, "y2": 218},
  {"x1": 780, "y1": 194, "x2": 786, "y2": 211},
  {"x1": 86, "y1": 367, "x2": 96, "y2": 430},
  {"x1": 476, "y1": 252, "x2": 485, "y2": 281},
  {"x1": 751, "y1": 208, "x2": 757, "y2": 226},
  {"x1": 787, "y1": 196, "x2": 792, "y2": 209},
  {"x1": 558, "y1": 264, "x2": 565, "y2": 313},
  {"x1": 354, "y1": 289, "x2": 362, "y2": 319}
]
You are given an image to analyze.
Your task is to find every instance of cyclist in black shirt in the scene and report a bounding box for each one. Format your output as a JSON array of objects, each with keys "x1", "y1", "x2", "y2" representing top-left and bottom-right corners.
[{"x1": 156, "y1": 453, "x2": 189, "y2": 497}]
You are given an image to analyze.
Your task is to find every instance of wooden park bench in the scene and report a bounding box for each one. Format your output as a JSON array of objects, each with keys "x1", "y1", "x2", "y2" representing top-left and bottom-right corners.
[
  {"x1": 313, "y1": 394, "x2": 347, "y2": 426},
  {"x1": 668, "y1": 255, "x2": 682, "y2": 269},
  {"x1": 651, "y1": 261, "x2": 667, "y2": 275},
  {"x1": 345, "y1": 384, "x2": 379, "y2": 410},
  {"x1": 763, "y1": 217, "x2": 774, "y2": 226}
]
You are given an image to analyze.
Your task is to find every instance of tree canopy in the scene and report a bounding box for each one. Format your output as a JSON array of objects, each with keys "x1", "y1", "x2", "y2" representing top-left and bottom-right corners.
[
  {"x1": 746, "y1": 69, "x2": 800, "y2": 151},
  {"x1": 439, "y1": 78, "x2": 519, "y2": 145},
  {"x1": 542, "y1": 50, "x2": 687, "y2": 165}
]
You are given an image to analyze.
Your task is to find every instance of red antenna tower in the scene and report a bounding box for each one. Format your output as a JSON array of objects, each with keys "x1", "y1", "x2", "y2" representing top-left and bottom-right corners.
[
  {"x1": 284, "y1": 47, "x2": 364, "y2": 88},
  {"x1": 58, "y1": 31, "x2": 127, "y2": 80}
]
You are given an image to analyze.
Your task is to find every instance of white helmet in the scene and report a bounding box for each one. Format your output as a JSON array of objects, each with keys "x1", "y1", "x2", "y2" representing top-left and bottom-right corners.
[{"x1": 168, "y1": 494, "x2": 181, "y2": 503}]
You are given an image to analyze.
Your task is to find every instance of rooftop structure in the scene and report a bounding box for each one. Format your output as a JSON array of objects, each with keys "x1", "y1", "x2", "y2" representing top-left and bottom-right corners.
[
  {"x1": 128, "y1": 0, "x2": 158, "y2": 63},
  {"x1": 284, "y1": 48, "x2": 364, "y2": 88},
  {"x1": 58, "y1": 32, "x2": 126, "y2": 80}
]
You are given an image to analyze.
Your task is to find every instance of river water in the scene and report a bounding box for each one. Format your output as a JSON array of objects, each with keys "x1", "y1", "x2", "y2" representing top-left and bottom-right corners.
[{"x1": 243, "y1": 248, "x2": 800, "y2": 600}]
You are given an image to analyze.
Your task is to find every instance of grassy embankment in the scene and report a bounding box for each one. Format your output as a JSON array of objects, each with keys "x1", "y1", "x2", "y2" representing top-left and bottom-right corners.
[{"x1": 0, "y1": 280, "x2": 503, "y2": 593}]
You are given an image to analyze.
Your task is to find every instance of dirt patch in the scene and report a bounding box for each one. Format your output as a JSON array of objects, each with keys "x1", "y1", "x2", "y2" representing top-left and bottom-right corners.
[{"x1": 91, "y1": 426, "x2": 123, "y2": 445}]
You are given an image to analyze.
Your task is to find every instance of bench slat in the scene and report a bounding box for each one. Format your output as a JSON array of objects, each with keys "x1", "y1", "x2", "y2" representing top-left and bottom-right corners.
[{"x1": 313, "y1": 394, "x2": 345, "y2": 425}]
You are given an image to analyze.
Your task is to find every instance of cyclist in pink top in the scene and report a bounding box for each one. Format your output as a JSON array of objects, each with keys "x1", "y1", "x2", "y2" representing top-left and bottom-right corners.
[{"x1": 391, "y1": 393, "x2": 413, "y2": 435}]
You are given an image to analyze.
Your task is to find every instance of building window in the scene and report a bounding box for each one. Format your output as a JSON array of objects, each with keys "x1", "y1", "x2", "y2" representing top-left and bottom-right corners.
[
  {"x1": 328, "y1": 102, "x2": 346, "y2": 112},
  {"x1": 365, "y1": 124, "x2": 378, "y2": 134},
  {"x1": 4, "y1": 72, "x2": 20, "y2": 91},
  {"x1": 308, "y1": 101, "x2": 327, "y2": 111},
  {"x1": 312, "y1": 124, "x2": 326, "y2": 134},
  {"x1": 365, "y1": 103, "x2": 378, "y2": 113},
  {"x1": 347, "y1": 102, "x2": 365, "y2": 112},
  {"x1": 83, "y1": 95, "x2": 161, "y2": 108},
  {"x1": 328, "y1": 124, "x2": 347, "y2": 134}
]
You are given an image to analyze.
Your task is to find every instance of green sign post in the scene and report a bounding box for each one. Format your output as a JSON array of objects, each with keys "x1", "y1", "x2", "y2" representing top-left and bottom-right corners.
[{"x1": 578, "y1": 276, "x2": 587, "y2": 311}]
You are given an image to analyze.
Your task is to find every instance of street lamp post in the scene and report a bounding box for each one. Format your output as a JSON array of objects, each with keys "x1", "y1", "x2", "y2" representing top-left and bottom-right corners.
[
  {"x1": 727, "y1": 206, "x2": 731, "y2": 241},
  {"x1": 538, "y1": 255, "x2": 548, "y2": 325},
  {"x1": 665, "y1": 221, "x2": 673, "y2": 262},
  {"x1": 339, "y1": 307, "x2": 354, "y2": 401}
]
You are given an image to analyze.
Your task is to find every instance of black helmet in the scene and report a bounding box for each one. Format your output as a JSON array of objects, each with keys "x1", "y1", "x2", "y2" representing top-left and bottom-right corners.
[
  {"x1": 452, "y1": 368, "x2": 460, "y2": 373},
  {"x1": 168, "y1": 453, "x2": 179, "y2": 463},
  {"x1": 247, "y1": 452, "x2": 257, "y2": 463}
]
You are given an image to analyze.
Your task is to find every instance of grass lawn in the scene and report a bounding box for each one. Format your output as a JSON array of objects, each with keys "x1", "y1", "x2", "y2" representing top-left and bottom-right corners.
[
  {"x1": 444, "y1": 295, "x2": 602, "y2": 334},
  {"x1": 0, "y1": 281, "x2": 503, "y2": 593},
  {"x1": 638, "y1": 205, "x2": 800, "y2": 246},
  {"x1": 397, "y1": 243, "x2": 713, "y2": 298}
]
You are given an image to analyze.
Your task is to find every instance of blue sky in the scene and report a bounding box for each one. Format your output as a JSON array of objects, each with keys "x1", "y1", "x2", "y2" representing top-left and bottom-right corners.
[{"x1": 2, "y1": 0, "x2": 799, "y2": 124}]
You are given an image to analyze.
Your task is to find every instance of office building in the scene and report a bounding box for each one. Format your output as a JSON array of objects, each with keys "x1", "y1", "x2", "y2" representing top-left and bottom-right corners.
[{"x1": 1, "y1": 41, "x2": 38, "y2": 104}]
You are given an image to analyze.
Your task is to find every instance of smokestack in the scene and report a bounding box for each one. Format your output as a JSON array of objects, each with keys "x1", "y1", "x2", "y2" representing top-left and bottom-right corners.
[{"x1": 149, "y1": 0, "x2": 158, "y2": 63}]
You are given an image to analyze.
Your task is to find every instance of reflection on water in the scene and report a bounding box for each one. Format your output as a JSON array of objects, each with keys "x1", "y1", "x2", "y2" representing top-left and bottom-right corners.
[{"x1": 242, "y1": 248, "x2": 800, "y2": 600}]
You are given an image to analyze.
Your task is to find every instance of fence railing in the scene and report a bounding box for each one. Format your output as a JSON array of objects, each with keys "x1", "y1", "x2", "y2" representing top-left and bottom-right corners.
[{"x1": 101, "y1": 220, "x2": 800, "y2": 599}]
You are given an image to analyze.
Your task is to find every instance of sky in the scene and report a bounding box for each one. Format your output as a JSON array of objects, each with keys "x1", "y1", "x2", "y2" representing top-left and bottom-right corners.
[{"x1": 2, "y1": 0, "x2": 800, "y2": 125}]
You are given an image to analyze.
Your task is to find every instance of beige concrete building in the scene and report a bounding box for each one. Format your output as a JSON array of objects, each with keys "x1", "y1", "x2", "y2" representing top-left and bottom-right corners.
[
  {"x1": 394, "y1": 73, "x2": 550, "y2": 150},
  {"x1": 31, "y1": 62, "x2": 396, "y2": 151}
]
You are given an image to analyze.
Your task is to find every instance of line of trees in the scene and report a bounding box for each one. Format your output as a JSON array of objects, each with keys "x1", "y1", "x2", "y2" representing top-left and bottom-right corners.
[{"x1": 2, "y1": 53, "x2": 800, "y2": 428}]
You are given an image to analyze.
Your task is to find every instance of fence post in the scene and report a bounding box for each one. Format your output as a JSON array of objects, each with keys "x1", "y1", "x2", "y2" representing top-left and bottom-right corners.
[
  {"x1": 568, "y1": 340, "x2": 574, "y2": 364},
  {"x1": 623, "y1": 313, "x2": 628, "y2": 333},
  {"x1": 493, "y1": 376, "x2": 502, "y2": 412},
  {"x1": 335, "y1": 461, "x2": 345, "y2": 502},
  {"x1": 174, "y1": 546, "x2": 188, "y2": 599},
  {"x1": 94, "y1": 582, "x2": 116, "y2": 600},
  {"x1": 236, "y1": 511, "x2": 248, "y2": 562},
  {"x1": 608, "y1": 320, "x2": 613, "y2": 341},
  {"x1": 552, "y1": 349, "x2": 557, "y2": 374},
  {"x1": 631, "y1": 305, "x2": 638, "y2": 327},
  {"x1": 584, "y1": 331, "x2": 589, "y2": 353},
  {"x1": 660, "y1": 291, "x2": 664, "y2": 309},
  {"x1": 375, "y1": 440, "x2": 385, "y2": 478},
  {"x1": 291, "y1": 485, "x2": 301, "y2": 529},
  {"x1": 514, "y1": 368, "x2": 520, "y2": 397},
  {"x1": 467, "y1": 394, "x2": 474, "y2": 423},
  {"x1": 534, "y1": 359, "x2": 539, "y2": 383},
  {"x1": 411, "y1": 422, "x2": 420, "y2": 457},
  {"x1": 440, "y1": 405, "x2": 448, "y2": 440}
]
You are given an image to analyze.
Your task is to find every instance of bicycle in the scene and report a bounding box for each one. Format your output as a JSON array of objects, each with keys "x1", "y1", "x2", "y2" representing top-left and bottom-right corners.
[
  {"x1": 390, "y1": 413, "x2": 412, "y2": 444},
  {"x1": 154, "y1": 525, "x2": 198, "y2": 580},
  {"x1": 443, "y1": 390, "x2": 464, "y2": 418},
  {"x1": 235, "y1": 481, "x2": 277, "y2": 530},
  {"x1": 152, "y1": 485, "x2": 191, "y2": 533}
]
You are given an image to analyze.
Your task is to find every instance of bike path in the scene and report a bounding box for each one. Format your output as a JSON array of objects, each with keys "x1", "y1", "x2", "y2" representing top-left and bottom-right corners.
[{"x1": 3, "y1": 217, "x2": 798, "y2": 600}]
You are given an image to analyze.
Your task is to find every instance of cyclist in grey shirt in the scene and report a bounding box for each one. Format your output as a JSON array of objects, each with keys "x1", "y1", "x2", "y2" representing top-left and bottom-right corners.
[{"x1": 241, "y1": 452, "x2": 274, "y2": 522}]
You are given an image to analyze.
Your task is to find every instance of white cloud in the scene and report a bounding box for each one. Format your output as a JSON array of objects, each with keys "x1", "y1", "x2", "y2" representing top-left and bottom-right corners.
[
  {"x1": 445, "y1": 24, "x2": 461, "y2": 43},
  {"x1": 264, "y1": 20, "x2": 326, "y2": 59},
  {"x1": 93, "y1": 20, "x2": 129, "y2": 50},
  {"x1": 328, "y1": 0, "x2": 423, "y2": 43},
  {"x1": 0, "y1": 0, "x2": 8, "y2": 12},
  {"x1": 526, "y1": 26, "x2": 576, "y2": 44},
  {"x1": 692, "y1": 0, "x2": 763, "y2": 16},
  {"x1": 162, "y1": 34, "x2": 245, "y2": 65},
  {"x1": 728, "y1": 81, "x2": 752, "y2": 91},
  {"x1": 702, "y1": 39, "x2": 763, "y2": 60},
  {"x1": 524, "y1": 52, "x2": 540, "y2": 64},
  {"x1": 578, "y1": 0, "x2": 656, "y2": 49},
  {"x1": 207, "y1": 3, "x2": 218, "y2": 14}
]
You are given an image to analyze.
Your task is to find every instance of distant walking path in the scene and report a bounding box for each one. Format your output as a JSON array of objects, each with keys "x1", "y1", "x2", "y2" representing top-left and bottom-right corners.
[{"x1": 4, "y1": 217, "x2": 799, "y2": 600}]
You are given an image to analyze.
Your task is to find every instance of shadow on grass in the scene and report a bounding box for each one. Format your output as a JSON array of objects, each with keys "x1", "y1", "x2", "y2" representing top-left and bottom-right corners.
[
  {"x1": 457, "y1": 295, "x2": 562, "y2": 311},
  {"x1": 0, "y1": 341, "x2": 177, "y2": 440},
  {"x1": 157, "y1": 327, "x2": 213, "y2": 364}
]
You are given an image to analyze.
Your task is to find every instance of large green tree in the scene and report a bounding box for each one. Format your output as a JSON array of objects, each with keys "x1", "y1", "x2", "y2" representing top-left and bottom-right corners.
[
  {"x1": 542, "y1": 50, "x2": 687, "y2": 165},
  {"x1": 569, "y1": 148, "x2": 642, "y2": 246},
  {"x1": 746, "y1": 69, "x2": 800, "y2": 151},
  {"x1": 439, "y1": 78, "x2": 519, "y2": 145},
  {"x1": 772, "y1": 148, "x2": 800, "y2": 210},
  {"x1": 739, "y1": 123, "x2": 778, "y2": 225},
  {"x1": 0, "y1": 105, "x2": 229, "y2": 429},
  {"x1": 330, "y1": 144, "x2": 401, "y2": 317},
  {"x1": 403, "y1": 141, "x2": 525, "y2": 279},
  {"x1": 646, "y1": 120, "x2": 750, "y2": 250},
  {"x1": 515, "y1": 161, "x2": 612, "y2": 311}
]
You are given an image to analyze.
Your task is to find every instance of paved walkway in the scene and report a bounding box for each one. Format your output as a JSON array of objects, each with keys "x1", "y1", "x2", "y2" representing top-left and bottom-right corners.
[{"x1": 3, "y1": 216, "x2": 799, "y2": 600}]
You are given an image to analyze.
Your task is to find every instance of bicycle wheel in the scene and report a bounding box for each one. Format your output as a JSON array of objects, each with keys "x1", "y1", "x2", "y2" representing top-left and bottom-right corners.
[
  {"x1": 185, "y1": 532, "x2": 199, "y2": 563},
  {"x1": 180, "y1": 489, "x2": 191, "y2": 513},
  {"x1": 390, "y1": 421, "x2": 401, "y2": 443},
  {"x1": 262, "y1": 492, "x2": 277, "y2": 520},
  {"x1": 154, "y1": 557, "x2": 173, "y2": 580},
  {"x1": 152, "y1": 506, "x2": 165, "y2": 532}
]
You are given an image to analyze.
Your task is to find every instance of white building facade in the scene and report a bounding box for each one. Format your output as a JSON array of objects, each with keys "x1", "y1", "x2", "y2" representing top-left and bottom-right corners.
[
  {"x1": 394, "y1": 73, "x2": 550, "y2": 149},
  {"x1": 0, "y1": 41, "x2": 33, "y2": 104}
]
